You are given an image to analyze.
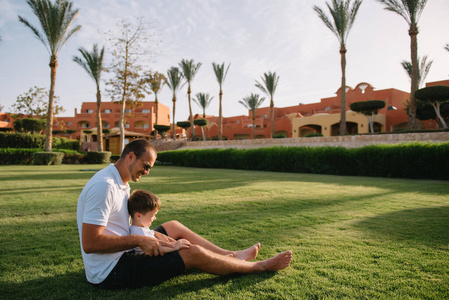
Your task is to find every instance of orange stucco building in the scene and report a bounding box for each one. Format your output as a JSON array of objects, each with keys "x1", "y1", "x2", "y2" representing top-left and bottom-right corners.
[
  {"x1": 185, "y1": 80, "x2": 448, "y2": 140},
  {"x1": 2, "y1": 79, "x2": 447, "y2": 145},
  {"x1": 54, "y1": 100, "x2": 171, "y2": 139}
]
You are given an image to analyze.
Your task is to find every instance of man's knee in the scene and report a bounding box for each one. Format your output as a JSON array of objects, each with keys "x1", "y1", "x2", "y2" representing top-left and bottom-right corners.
[{"x1": 179, "y1": 245, "x2": 207, "y2": 268}]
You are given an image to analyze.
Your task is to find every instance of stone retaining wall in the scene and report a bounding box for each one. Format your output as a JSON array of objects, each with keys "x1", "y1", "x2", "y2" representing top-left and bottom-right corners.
[{"x1": 179, "y1": 132, "x2": 449, "y2": 150}]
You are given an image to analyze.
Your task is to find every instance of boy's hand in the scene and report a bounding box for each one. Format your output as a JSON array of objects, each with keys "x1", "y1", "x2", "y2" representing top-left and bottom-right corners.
[
  {"x1": 139, "y1": 237, "x2": 173, "y2": 256},
  {"x1": 174, "y1": 239, "x2": 191, "y2": 250}
]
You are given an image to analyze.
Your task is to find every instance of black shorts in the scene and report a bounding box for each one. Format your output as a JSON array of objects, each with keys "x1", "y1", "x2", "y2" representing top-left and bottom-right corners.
[{"x1": 96, "y1": 225, "x2": 186, "y2": 289}]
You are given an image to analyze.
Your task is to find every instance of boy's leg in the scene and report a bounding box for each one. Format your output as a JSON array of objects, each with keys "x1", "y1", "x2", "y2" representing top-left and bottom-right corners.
[
  {"x1": 161, "y1": 220, "x2": 260, "y2": 261},
  {"x1": 178, "y1": 244, "x2": 292, "y2": 276}
]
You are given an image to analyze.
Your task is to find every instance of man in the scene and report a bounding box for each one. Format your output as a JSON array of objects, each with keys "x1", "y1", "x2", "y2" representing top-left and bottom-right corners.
[{"x1": 77, "y1": 139, "x2": 292, "y2": 289}]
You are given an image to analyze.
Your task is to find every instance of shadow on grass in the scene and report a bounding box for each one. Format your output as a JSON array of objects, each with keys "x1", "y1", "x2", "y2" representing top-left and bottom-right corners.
[
  {"x1": 1, "y1": 269, "x2": 275, "y2": 300},
  {"x1": 354, "y1": 206, "x2": 449, "y2": 247}
]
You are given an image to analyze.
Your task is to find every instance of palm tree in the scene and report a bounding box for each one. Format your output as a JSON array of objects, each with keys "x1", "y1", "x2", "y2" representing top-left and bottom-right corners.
[
  {"x1": 445, "y1": 44, "x2": 449, "y2": 52},
  {"x1": 314, "y1": 0, "x2": 362, "y2": 136},
  {"x1": 239, "y1": 93, "x2": 265, "y2": 139},
  {"x1": 179, "y1": 59, "x2": 202, "y2": 140},
  {"x1": 145, "y1": 71, "x2": 166, "y2": 139},
  {"x1": 212, "y1": 62, "x2": 230, "y2": 140},
  {"x1": 401, "y1": 55, "x2": 433, "y2": 88},
  {"x1": 255, "y1": 71, "x2": 280, "y2": 138},
  {"x1": 377, "y1": 0, "x2": 429, "y2": 129},
  {"x1": 73, "y1": 44, "x2": 105, "y2": 151},
  {"x1": 193, "y1": 93, "x2": 214, "y2": 118},
  {"x1": 166, "y1": 67, "x2": 184, "y2": 140},
  {"x1": 19, "y1": 0, "x2": 81, "y2": 152}
]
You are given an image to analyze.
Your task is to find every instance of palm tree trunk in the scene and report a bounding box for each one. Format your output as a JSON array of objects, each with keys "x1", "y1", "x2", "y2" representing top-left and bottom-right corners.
[
  {"x1": 340, "y1": 46, "x2": 347, "y2": 136},
  {"x1": 252, "y1": 112, "x2": 256, "y2": 139},
  {"x1": 188, "y1": 86, "x2": 195, "y2": 140},
  {"x1": 409, "y1": 24, "x2": 419, "y2": 129},
  {"x1": 154, "y1": 95, "x2": 159, "y2": 139},
  {"x1": 270, "y1": 99, "x2": 274, "y2": 138},
  {"x1": 96, "y1": 85, "x2": 103, "y2": 151},
  {"x1": 172, "y1": 97, "x2": 176, "y2": 140},
  {"x1": 218, "y1": 90, "x2": 223, "y2": 140},
  {"x1": 45, "y1": 59, "x2": 57, "y2": 152}
]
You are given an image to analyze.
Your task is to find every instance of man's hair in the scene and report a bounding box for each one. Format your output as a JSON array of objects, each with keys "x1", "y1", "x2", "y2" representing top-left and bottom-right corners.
[
  {"x1": 120, "y1": 138, "x2": 157, "y2": 159},
  {"x1": 128, "y1": 190, "x2": 161, "y2": 216}
]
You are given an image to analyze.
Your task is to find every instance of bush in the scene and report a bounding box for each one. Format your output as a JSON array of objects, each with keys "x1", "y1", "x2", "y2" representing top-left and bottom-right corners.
[
  {"x1": 0, "y1": 132, "x2": 79, "y2": 150},
  {"x1": 0, "y1": 148, "x2": 37, "y2": 165},
  {"x1": 58, "y1": 149, "x2": 86, "y2": 164},
  {"x1": 305, "y1": 133, "x2": 324, "y2": 137},
  {"x1": 22, "y1": 118, "x2": 45, "y2": 133},
  {"x1": 85, "y1": 151, "x2": 112, "y2": 164},
  {"x1": 33, "y1": 152, "x2": 64, "y2": 165},
  {"x1": 273, "y1": 133, "x2": 286, "y2": 139},
  {"x1": 110, "y1": 155, "x2": 120, "y2": 163},
  {"x1": 157, "y1": 142, "x2": 449, "y2": 180},
  {"x1": 0, "y1": 148, "x2": 85, "y2": 165}
]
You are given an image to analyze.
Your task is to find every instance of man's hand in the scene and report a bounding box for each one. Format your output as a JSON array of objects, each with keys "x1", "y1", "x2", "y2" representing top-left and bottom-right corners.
[
  {"x1": 139, "y1": 236, "x2": 174, "y2": 256},
  {"x1": 154, "y1": 231, "x2": 176, "y2": 243}
]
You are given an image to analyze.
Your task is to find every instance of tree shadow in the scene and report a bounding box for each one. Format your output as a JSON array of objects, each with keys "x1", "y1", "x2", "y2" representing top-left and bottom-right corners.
[{"x1": 353, "y1": 206, "x2": 449, "y2": 247}]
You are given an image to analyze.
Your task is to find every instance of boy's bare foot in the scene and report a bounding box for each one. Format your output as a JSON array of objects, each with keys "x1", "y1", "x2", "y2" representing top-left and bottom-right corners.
[
  {"x1": 259, "y1": 250, "x2": 292, "y2": 272},
  {"x1": 233, "y1": 243, "x2": 261, "y2": 261}
]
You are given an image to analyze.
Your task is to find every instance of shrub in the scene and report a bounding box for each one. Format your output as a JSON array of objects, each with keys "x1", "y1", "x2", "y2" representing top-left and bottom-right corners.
[
  {"x1": 273, "y1": 133, "x2": 286, "y2": 138},
  {"x1": 110, "y1": 155, "x2": 120, "y2": 163},
  {"x1": 0, "y1": 148, "x2": 37, "y2": 165},
  {"x1": 33, "y1": 152, "x2": 64, "y2": 165},
  {"x1": 22, "y1": 118, "x2": 45, "y2": 133},
  {"x1": 85, "y1": 151, "x2": 112, "y2": 164},
  {"x1": 305, "y1": 133, "x2": 324, "y2": 137},
  {"x1": 0, "y1": 132, "x2": 79, "y2": 150},
  {"x1": 157, "y1": 142, "x2": 449, "y2": 180}
]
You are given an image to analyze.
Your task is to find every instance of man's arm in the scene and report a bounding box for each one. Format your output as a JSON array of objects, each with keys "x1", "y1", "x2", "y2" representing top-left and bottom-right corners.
[{"x1": 82, "y1": 223, "x2": 172, "y2": 256}]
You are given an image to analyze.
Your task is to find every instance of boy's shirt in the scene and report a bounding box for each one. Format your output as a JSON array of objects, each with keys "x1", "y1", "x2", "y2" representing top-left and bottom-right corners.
[{"x1": 129, "y1": 225, "x2": 155, "y2": 253}]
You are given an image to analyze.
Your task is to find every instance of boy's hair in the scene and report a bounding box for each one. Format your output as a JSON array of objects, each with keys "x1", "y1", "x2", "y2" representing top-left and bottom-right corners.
[{"x1": 128, "y1": 190, "x2": 161, "y2": 216}]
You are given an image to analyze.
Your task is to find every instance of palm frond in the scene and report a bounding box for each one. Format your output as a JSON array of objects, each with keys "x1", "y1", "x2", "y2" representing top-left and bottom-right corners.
[
  {"x1": 212, "y1": 62, "x2": 231, "y2": 88},
  {"x1": 20, "y1": 0, "x2": 81, "y2": 57}
]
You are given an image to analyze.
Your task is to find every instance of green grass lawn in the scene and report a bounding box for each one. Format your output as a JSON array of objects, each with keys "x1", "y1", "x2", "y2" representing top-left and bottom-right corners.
[{"x1": 0, "y1": 164, "x2": 448, "y2": 299}]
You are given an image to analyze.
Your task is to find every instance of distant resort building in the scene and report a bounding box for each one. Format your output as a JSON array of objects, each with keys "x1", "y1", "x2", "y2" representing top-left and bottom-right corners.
[
  {"x1": 189, "y1": 80, "x2": 448, "y2": 140},
  {"x1": 1, "y1": 79, "x2": 447, "y2": 151}
]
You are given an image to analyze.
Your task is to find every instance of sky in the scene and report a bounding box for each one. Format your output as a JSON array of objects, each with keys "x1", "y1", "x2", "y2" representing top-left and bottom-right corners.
[{"x1": 1, "y1": 0, "x2": 448, "y2": 120}]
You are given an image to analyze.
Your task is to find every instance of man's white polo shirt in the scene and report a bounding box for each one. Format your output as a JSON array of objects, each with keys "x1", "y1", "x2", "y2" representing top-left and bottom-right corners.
[{"x1": 77, "y1": 164, "x2": 131, "y2": 284}]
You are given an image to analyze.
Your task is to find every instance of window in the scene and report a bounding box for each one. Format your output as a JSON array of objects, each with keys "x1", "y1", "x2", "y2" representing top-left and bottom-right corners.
[
  {"x1": 67, "y1": 122, "x2": 71, "y2": 126},
  {"x1": 125, "y1": 123, "x2": 130, "y2": 128},
  {"x1": 87, "y1": 109, "x2": 93, "y2": 113},
  {"x1": 142, "y1": 109, "x2": 151, "y2": 113},
  {"x1": 125, "y1": 109, "x2": 132, "y2": 113},
  {"x1": 104, "y1": 109, "x2": 111, "y2": 113},
  {"x1": 264, "y1": 115, "x2": 267, "y2": 119}
]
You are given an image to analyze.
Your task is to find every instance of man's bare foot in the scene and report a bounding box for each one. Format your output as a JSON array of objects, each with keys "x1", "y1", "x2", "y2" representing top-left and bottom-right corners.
[
  {"x1": 233, "y1": 243, "x2": 261, "y2": 261},
  {"x1": 259, "y1": 251, "x2": 293, "y2": 272}
]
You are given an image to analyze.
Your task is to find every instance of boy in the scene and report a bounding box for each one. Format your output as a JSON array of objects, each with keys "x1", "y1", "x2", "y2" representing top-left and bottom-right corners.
[{"x1": 128, "y1": 189, "x2": 191, "y2": 253}]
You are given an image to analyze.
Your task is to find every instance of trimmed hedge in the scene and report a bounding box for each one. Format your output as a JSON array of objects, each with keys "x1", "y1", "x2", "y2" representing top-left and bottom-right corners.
[
  {"x1": 33, "y1": 152, "x2": 64, "y2": 165},
  {"x1": 0, "y1": 132, "x2": 79, "y2": 150},
  {"x1": 85, "y1": 151, "x2": 112, "y2": 164},
  {"x1": 0, "y1": 148, "x2": 37, "y2": 165},
  {"x1": 0, "y1": 148, "x2": 86, "y2": 165},
  {"x1": 157, "y1": 142, "x2": 449, "y2": 180}
]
